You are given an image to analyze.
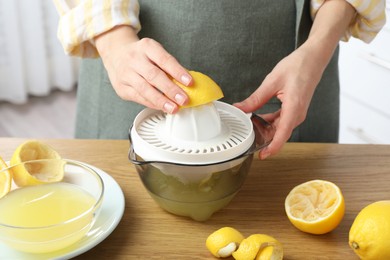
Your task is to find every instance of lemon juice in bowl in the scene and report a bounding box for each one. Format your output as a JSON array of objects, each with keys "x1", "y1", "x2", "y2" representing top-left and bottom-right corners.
[
  {"x1": 0, "y1": 159, "x2": 104, "y2": 254},
  {"x1": 136, "y1": 154, "x2": 253, "y2": 221}
]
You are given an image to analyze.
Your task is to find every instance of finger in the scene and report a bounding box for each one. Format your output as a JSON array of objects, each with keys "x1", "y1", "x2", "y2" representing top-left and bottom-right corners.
[
  {"x1": 135, "y1": 60, "x2": 189, "y2": 106},
  {"x1": 259, "y1": 104, "x2": 297, "y2": 160},
  {"x1": 258, "y1": 110, "x2": 281, "y2": 124},
  {"x1": 142, "y1": 38, "x2": 193, "y2": 86},
  {"x1": 120, "y1": 87, "x2": 157, "y2": 109},
  {"x1": 117, "y1": 71, "x2": 180, "y2": 114},
  {"x1": 234, "y1": 74, "x2": 278, "y2": 113}
]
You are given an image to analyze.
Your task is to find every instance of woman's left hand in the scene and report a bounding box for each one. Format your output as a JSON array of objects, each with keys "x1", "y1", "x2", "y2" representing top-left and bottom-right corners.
[
  {"x1": 234, "y1": 43, "x2": 325, "y2": 159},
  {"x1": 234, "y1": 0, "x2": 355, "y2": 160}
]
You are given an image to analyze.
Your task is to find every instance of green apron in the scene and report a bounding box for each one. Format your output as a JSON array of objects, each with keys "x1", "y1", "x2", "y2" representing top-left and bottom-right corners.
[{"x1": 75, "y1": 0, "x2": 339, "y2": 142}]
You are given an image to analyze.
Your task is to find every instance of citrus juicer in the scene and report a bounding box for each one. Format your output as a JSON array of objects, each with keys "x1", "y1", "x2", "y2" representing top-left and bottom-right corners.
[
  {"x1": 129, "y1": 101, "x2": 274, "y2": 178},
  {"x1": 128, "y1": 100, "x2": 275, "y2": 220}
]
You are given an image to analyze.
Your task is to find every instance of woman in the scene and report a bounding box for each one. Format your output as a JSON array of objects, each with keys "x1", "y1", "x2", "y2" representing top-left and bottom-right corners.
[{"x1": 53, "y1": 0, "x2": 385, "y2": 159}]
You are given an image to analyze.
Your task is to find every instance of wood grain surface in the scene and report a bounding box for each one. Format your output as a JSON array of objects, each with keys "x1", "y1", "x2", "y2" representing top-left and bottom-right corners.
[{"x1": 1, "y1": 138, "x2": 389, "y2": 259}]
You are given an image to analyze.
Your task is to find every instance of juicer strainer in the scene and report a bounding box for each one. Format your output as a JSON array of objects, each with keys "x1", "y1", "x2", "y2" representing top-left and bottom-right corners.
[
  {"x1": 127, "y1": 101, "x2": 275, "y2": 220},
  {"x1": 129, "y1": 101, "x2": 274, "y2": 166}
]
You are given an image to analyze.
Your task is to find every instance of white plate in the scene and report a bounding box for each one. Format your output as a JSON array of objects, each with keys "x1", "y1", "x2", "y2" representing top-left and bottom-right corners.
[{"x1": 0, "y1": 161, "x2": 125, "y2": 260}]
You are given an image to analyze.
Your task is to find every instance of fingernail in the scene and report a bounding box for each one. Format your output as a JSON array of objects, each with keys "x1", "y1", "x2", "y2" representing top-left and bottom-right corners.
[
  {"x1": 163, "y1": 102, "x2": 175, "y2": 114},
  {"x1": 181, "y1": 74, "x2": 191, "y2": 86},
  {"x1": 175, "y1": 93, "x2": 187, "y2": 105}
]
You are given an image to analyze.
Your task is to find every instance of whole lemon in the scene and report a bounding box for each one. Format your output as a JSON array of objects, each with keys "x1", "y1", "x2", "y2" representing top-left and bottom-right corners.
[{"x1": 349, "y1": 200, "x2": 390, "y2": 259}]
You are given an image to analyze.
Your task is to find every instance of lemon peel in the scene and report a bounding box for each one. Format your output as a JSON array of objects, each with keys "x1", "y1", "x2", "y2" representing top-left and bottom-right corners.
[
  {"x1": 10, "y1": 140, "x2": 63, "y2": 187},
  {"x1": 285, "y1": 179, "x2": 345, "y2": 235},
  {"x1": 206, "y1": 227, "x2": 244, "y2": 258},
  {"x1": 173, "y1": 71, "x2": 223, "y2": 108},
  {"x1": 349, "y1": 200, "x2": 390, "y2": 260},
  {"x1": 232, "y1": 234, "x2": 283, "y2": 260},
  {"x1": 0, "y1": 157, "x2": 12, "y2": 199}
]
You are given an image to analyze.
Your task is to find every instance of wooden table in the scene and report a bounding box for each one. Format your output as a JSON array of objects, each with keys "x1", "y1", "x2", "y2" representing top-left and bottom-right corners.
[{"x1": 1, "y1": 138, "x2": 390, "y2": 259}]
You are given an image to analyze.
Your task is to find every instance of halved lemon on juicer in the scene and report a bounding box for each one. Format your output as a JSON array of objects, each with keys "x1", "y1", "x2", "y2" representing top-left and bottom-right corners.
[
  {"x1": 10, "y1": 140, "x2": 64, "y2": 187},
  {"x1": 173, "y1": 70, "x2": 224, "y2": 108}
]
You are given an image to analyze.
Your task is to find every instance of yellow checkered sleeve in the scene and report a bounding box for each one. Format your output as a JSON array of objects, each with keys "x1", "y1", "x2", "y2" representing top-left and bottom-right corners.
[
  {"x1": 311, "y1": 0, "x2": 386, "y2": 43},
  {"x1": 53, "y1": 0, "x2": 386, "y2": 57}
]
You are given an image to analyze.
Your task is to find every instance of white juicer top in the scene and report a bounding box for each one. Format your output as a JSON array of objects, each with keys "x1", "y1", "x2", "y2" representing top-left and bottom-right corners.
[{"x1": 130, "y1": 101, "x2": 255, "y2": 165}]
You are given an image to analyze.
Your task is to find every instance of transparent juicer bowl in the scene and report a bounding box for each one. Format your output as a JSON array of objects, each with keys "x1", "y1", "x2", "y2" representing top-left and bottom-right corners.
[
  {"x1": 129, "y1": 108, "x2": 274, "y2": 221},
  {"x1": 131, "y1": 151, "x2": 254, "y2": 221}
]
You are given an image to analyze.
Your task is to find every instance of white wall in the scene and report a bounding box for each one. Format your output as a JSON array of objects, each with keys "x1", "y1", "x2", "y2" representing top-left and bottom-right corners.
[{"x1": 339, "y1": 4, "x2": 390, "y2": 144}]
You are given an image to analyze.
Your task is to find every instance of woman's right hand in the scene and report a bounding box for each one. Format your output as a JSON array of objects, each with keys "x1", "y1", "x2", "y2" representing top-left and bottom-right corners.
[{"x1": 95, "y1": 25, "x2": 192, "y2": 114}]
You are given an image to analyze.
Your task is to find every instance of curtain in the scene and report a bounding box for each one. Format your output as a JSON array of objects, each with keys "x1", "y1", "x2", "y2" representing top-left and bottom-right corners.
[{"x1": 0, "y1": 0, "x2": 79, "y2": 104}]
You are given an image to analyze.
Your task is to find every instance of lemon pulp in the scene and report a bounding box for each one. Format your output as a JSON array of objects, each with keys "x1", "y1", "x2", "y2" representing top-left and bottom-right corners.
[
  {"x1": 285, "y1": 180, "x2": 345, "y2": 234},
  {"x1": 0, "y1": 182, "x2": 97, "y2": 253}
]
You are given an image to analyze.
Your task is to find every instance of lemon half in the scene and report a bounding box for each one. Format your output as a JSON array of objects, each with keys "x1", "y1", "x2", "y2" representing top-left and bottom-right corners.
[
  {"x1": 0, "y1": 157, "x2": 12, "y2": 199},
  {"x1": 10, "y1": 140, "x2": 63, "y2": 187},
  {"x1": 285, "y1": 179, "x2": 345, "y2": 235},
  {"x1": 173, "y1": 71, "x2": 224, "y2": 108}
]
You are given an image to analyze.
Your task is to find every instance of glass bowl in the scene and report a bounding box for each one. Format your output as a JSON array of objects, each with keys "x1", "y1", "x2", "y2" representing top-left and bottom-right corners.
[
  {"x1": 128, "y1": 113, "x2": 274, "y2": 221},
  {"x1": 0, "y1": 159, "x2": 104, "y2": 254},
  {"x1": 131, "y1": 153, "x2": 253, "y2": 221}
]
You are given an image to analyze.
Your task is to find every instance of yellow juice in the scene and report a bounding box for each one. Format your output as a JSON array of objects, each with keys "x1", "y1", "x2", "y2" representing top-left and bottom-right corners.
[
  {"x1": 0, "y1": 182, "x2": 97, "y2": 253},
  {"x1": 141, "y1": 155, "x2": 253, "y2": 221}
]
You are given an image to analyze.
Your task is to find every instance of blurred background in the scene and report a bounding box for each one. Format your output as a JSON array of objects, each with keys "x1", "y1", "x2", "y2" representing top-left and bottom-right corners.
[
  {"x1": 338, "y1": 1, "x2": 390, "y2": 144},
  {"x1": 0, "y1": 1, "x2": 389, "y2": 143},
  {"x1": 0, "y1": 1, "x2": 78, "y2": 139}
]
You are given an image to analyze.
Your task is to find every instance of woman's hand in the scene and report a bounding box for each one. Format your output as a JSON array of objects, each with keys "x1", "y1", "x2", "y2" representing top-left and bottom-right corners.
[
  {"x1": 95, "y1": 25, "x2": 192, "y2": 114},
  {"x1": 234, "y1": 42, "x2": 324, "y2": 159},
  {"x1": 235, "y1": 0, "x2": 355, "y2": 159}
]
